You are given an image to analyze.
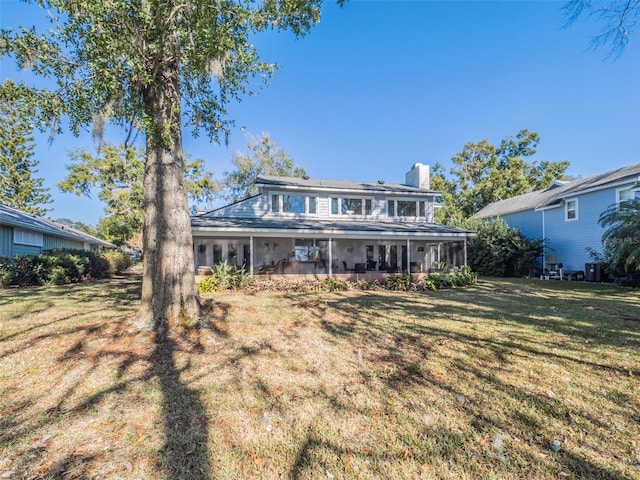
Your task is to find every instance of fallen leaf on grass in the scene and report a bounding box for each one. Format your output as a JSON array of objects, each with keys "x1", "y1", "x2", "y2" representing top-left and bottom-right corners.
[
  {"x1": 30, "y1": 435, "x2": 52, "y2": 449},
  {"x1": 35, "y1": 461, "x2": 54, "y2": 473},
  {"x1": 0, "y1": 471, "x2": 16, "y2": 479}
]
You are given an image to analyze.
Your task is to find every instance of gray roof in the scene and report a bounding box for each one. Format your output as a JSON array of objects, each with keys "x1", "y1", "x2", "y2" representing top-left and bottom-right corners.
[
  {"x1": 257, "y1": 175, "x2": 440, "y2": 195},
  {"x1": 0, "y1": 204, "x2": 114, "y2": 248},
  {"x1": 474, "y1": 163, "x2": 640, "y2": 218},
  {"x1": 192, "y1": 216, "x2": 474, "y2": 239}
]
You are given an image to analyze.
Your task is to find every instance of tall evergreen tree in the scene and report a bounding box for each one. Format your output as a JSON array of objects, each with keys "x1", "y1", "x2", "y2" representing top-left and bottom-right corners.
[{"x1": 0, "y1": 85, "x2": 52, "y2": 215}]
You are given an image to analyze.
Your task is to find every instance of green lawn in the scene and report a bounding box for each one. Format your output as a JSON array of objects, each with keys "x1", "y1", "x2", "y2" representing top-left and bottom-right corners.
[{"x1": 0, "y1": 276, "x2": 638, "y2": 479}]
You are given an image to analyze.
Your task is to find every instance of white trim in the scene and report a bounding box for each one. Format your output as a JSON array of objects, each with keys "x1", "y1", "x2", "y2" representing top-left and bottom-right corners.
[
  {"x1": 554, "y1": 178, "x2": 639, "y2": 200},
  {"x1": 14, "y1": 228, "x2": 44, "y2": 247},
  {"x1": 616, "y1": 186, "x2": 640, "y2": 205},
  {"x1": 534, "y1": 204, "x2": 562, "y2": 212},
  {"x1": 565, "y1": 198, "x2": 579, "y2": 222}
]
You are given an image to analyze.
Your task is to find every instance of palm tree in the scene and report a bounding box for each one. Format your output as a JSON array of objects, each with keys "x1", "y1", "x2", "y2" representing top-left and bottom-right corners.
[{"x1": 599, "y1": 199, "x2": 640, "y2": 271}]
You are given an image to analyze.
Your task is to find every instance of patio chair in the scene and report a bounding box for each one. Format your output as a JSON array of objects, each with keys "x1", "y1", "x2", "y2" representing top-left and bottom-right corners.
[
  {"x1": 260, "y1": 260, "x2": 282, "y2": 275},
  {"x1": 342, "y1": 261, "x2": 354, "y2": 273},
  {"x1": 354, "y1": 263, "x2": 366, "y2": 274}
]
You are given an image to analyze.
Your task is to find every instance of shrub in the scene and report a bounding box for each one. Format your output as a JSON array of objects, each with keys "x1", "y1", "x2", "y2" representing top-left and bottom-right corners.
[
  {"x1": 197, "y1": 275, "x2": 220, "y2": 293},
  {"x1": 11, "y1": 256, "x2": 46, "y2": 286},
  {"x1": 467, "y1": 218, "x2": 544, "y2": 277},
  {"x1": 197, "y1": 262, "x2": 253, "y2": 292},
  {"x1": 386, "y1": 272, "x2": 412, "y2": 291},
  {"x1": 103, "y1": 251, "x2": 134, "y2": 274},
  {"x1": 0, "y1": 249, "x2": 114, "y2": 288},
  {"x1": 318, "y1": 277, "x2": 350, "y2": 292},
  {"x1": 0, "y1": 256, "x2": 12, "y2": 287}
]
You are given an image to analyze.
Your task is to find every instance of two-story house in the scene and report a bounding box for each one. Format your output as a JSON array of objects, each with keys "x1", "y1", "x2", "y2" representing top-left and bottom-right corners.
[
  {"x1": 191, "y1": 163, "x2": 475, "y2": 276},
  {"x1": 474, "y1": 163, "x2": 640, "y2": 277}
]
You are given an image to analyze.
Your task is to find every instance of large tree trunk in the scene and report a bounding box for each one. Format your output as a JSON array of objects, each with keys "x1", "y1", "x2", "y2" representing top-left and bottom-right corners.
[{"x1": 138, "y1": 61, "x2": 201, "y2": 341}]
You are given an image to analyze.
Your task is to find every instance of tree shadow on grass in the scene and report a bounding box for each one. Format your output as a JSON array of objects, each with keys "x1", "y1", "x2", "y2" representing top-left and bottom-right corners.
[
  {"x1": 151, "y1": 338, "x2": 211, "y2": 480},
  {"x1": 0, "y1": 276, "x2": 227, "y2": 480}
]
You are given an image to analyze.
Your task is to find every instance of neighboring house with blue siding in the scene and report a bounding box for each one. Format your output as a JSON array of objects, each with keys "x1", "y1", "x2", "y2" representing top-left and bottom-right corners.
[
  {"x1": 0, "y1": 204, "x2": 114, "y2": 257},
  {"x1": 474, "y1": 163, "x2": 640, "y2": 274}
]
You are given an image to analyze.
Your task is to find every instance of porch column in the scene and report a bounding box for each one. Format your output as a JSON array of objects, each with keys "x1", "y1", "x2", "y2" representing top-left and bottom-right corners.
[
  {"x1": 406, "y1": 238, "x2": 411, "y2": 273},
  {"x1": 438, "y1": 243, "x2": 441, "y2": 266},
  {"x1": 328, "y1": 237, "x2": 333, "y2": 277},
  {"x1": 464, "y1": 238, "x2": 467, "y2": 267},
  {"x1": 250, "y1": 235, "x2": 254, "y2": 277}
]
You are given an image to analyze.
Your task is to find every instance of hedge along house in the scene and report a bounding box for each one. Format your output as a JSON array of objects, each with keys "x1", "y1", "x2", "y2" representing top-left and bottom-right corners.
[
  {"x1": 191, "y1": 163, "x2": 475, "y2": 278},
  {"x1": 0, "y1": 203, "x2": 114, "y2": 257}
]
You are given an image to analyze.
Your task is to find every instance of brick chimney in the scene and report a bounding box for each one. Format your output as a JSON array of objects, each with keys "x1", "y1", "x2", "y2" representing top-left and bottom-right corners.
[{"x1": 405, "y1": 163, "x2": 430, "y2": 189}]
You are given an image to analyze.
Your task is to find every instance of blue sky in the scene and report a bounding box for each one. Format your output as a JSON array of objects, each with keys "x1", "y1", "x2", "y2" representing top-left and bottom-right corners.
[{"x1": 1, "y1": 0, "x2": 639, "y2": 225}]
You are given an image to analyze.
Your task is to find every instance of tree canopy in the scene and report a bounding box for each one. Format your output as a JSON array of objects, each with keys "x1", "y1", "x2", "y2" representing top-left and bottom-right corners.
[
  {"x1": 59, "y1": 143, "x2": 218, "y2": 246},
  {"x1": 220, "y1": 133, "x2": 307, "y2": 202},
  {"x1": 0, "y1": 81, "x2": 52, "y2": 215},
  {"x1": 431, "y1": 129, "x2": 570, "y2": 224},
  {"x1": 1, "y1": 0, "x2": 326, "y2": 338}
]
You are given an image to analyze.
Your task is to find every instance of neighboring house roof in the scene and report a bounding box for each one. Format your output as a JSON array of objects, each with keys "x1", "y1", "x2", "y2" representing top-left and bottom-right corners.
[
  {"x1": 192, "y1": 216, "x2": 474, "y2": 239},
  {"x1": 474, "y1": 163, "x2": 640, "y2": 219},
  {"x1": 257, "y1": 175, "x2": 440, "y2": 195},
  {"x1": 0, "y1": 204, "x2": 114, "y2": 248}
]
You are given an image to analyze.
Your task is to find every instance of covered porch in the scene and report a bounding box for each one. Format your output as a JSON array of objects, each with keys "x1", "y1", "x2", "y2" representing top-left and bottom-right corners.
[{"x1": 191, "y1": 218, "x2": 473, "y2": 278}]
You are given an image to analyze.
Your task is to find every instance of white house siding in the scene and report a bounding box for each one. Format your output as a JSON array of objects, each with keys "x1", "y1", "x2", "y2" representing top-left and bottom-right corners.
[
  {"x1": 204, "y1": 196, "x2": 267, "y2": 218},
  {"x1": 317, "y1": 195, "x2": 330, "y2": 217}
]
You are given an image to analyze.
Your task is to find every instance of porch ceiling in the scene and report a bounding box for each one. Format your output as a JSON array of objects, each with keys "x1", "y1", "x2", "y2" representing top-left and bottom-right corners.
[{"x1": 191, "y1": 217, "x2": 475, "y2": 241}]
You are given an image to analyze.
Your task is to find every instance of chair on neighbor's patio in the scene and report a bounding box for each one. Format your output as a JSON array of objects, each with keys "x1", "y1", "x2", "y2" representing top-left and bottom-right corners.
[{"x1": 354, "y1": 263, "x2": 367, "y2": 274}]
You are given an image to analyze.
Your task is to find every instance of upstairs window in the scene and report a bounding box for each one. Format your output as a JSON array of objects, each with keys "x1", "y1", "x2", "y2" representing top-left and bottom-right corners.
[
  {"x1": 565, "y1": 199, "x2": 578, "y2": 221},
  {"x1": 617, "y1": 188, "x2": 640, "y2": 205},
  {"x1": 397, "y1": 200, "x2": 417, "y2": 217},
  {"x1": 388, "y1": 199, "x2": 426, "y2": 218},
  {"x1": 387, "y1": 200, "x2": 395, "y2": 216},
  {"x1": 271, "y1": 194, "x2": 318, "y2": 215},
  {"x1": 330, "y1": 197, "x2": 372, "y2": 216},
  {"x1": 365, "y1": 199, "x2": 372, "y2": 216},
  {"x1": 341, "y1": 198, "x2": 363, "y2": 215},
  {"x1": 283, "y1": 194, "x2": 305, "y2": 214}
]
